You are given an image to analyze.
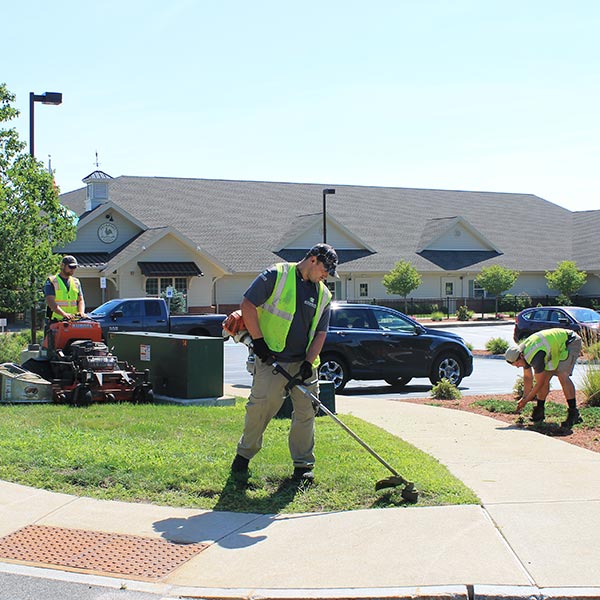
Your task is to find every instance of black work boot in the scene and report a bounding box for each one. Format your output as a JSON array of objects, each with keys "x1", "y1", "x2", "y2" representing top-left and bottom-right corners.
[
  {"x1": 561, "y1": 408, "x2": 583, "y2": 429},
  {"x1": 231, "y1": 454, "x2": 249, "y2": 475},
  {"x1": 293, "y1": 466, "x2": 314, "y2": 482},
  {"x1": 530, "y1": 404, "x2": 545, "y2": 423}
]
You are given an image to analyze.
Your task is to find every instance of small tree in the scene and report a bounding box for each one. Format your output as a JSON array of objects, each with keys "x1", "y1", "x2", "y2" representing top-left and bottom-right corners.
[
  {"x1": 382, "y1": 261, "x2": 422, "y2": 313},
  {"x1": 545, "y1": 261, "x2": 587, "y2": 305},
  {"x1": 161, "y1": 288, "x2": 186, "y2": 314},
  {"x1": 475, "y1": 265, "x2": 519, "y2": 317},
  {"x1": 0, "y1": 84, "x2": 77, "y2": 343}
]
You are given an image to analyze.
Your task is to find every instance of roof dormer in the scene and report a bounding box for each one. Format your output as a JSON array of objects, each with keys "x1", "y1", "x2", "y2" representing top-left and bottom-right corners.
[{"x1": 83, "y1": 170, "x2": 113, "y2": 211}]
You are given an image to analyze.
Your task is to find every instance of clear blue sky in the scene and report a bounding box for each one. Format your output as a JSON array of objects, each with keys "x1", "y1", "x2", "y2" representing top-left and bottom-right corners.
[{"x1": 4, "y1": 0, "x2": 599, "y2": 211}]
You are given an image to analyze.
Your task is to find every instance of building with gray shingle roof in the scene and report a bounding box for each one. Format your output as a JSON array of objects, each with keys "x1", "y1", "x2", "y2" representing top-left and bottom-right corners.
[{"x1": 59, "y1": 172, "x2": 600, "y2": 312}]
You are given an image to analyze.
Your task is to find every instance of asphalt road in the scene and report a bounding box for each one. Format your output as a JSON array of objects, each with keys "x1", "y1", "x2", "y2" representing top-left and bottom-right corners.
[{"x1": 224, "y1": 324, "x2": 588, "y2": 398}]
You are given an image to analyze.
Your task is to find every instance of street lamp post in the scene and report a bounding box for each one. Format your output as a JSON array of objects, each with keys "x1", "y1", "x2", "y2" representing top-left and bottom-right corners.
[
  {"x1": 29, "y1": 91, "x2": 63, "y2": 347},
  {"x1": 322, "y1": 188, "x2": 336, "y2": 243}
]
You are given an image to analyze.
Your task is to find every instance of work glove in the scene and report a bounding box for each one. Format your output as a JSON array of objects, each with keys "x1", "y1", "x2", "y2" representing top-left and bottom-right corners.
[
  {"x1": 299, "y1": 360, "x2": 313, "y2": 383},
  {"x1": 252, "y1": 337, "x2": 274, "y2": 363}
]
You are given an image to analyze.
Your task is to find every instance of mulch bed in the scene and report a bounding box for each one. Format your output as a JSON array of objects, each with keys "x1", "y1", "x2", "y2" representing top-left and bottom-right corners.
[{"x1": 403, "y1": 389, "x2": 600, "y2": 454}]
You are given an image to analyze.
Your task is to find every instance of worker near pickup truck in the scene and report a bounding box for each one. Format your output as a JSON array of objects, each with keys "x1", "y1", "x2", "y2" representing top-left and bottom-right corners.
[
  {"x1": 231, "y1": 243, "x2": 338, "y2": 482},
  {"x1": 505, "y1": 327, "x2": 583, "y2": 429},
  {"x1": 44, "y1": 255, "x2": 86, "y2": 324}
]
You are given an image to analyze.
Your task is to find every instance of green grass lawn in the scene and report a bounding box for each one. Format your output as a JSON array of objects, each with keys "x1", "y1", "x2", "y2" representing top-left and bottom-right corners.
[{"x1": 0, "y1": 399, "x2": 478, "y2": 513}]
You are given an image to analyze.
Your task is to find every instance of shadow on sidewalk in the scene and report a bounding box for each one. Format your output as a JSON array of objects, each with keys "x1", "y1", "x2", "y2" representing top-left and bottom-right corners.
[{"x1": 152, "y1": 473, "x2": 308, "y2": 549}]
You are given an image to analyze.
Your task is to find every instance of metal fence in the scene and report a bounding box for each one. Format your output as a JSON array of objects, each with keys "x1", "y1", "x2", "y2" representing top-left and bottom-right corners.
[{"x1": 352, "y1": 295, "x2": 600, "y2": 317}]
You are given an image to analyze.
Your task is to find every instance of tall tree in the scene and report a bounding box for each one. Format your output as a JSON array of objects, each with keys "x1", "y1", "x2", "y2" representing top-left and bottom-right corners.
[
  {"x1": 545, "y1": 261, "x2": 587, "y2": 304},
  {"x1": 382, "y1": 260, "x2": 422, "y2": 313},
  {"x1": 475, "y1": 265, "x2": 520, "y2": 316},
  {"x1": 0, "y1": 83, "x2": 77, "y2": 343}
]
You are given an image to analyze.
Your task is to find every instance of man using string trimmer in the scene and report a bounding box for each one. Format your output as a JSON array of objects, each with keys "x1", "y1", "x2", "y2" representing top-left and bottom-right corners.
[
  {"x1": 224, "y1": 254, "x2": 419, "y2": 501},
  {"x1": 229, "y1": 243, "x2": 338, "y2": 482}
]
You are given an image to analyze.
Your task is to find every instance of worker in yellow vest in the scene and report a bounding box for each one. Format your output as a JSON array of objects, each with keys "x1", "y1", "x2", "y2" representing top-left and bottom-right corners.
[
  {"x1": 231, "y1": 243, "x2": 338, "y2": 482},
  {"x1": 44, "y1": 255, "x2": 86, "y2": 324},
  {"x1": 505, "y1": 328, "x2": 583, "y2": 429}
]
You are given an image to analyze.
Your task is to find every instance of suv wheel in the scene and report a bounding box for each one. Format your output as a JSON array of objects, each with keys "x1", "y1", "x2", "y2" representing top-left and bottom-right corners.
[
  {"x1": 318, "y1": 354, "x2": 349, "y2": 392},
  {"x1": 384, "y1": 376, "x2": 412, "y2": 388},
  {"x1": 430, "y1": 353, "x2": 463, "y2": 386}
]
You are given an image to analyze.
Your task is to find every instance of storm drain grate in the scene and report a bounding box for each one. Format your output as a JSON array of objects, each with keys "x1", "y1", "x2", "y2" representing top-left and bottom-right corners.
[{"x1": 0, "y1": 525, "x2": 208, "y2": 580}]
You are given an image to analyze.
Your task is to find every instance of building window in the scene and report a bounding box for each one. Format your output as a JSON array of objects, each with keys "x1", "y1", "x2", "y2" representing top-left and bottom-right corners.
[
  {"x1": 359, "y1": 282, "x2": 369, "y2": 297},
  {"x1": 469, "y1": 280, "x2": 485, "y2": 298},
  {"x1": 145, "y1": 277, "x2": 188, "y2": 296}
]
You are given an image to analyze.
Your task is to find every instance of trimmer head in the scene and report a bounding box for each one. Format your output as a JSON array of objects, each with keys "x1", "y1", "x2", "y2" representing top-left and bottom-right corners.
[{"x1": 375, "y1": 478, "x2": 419, "y2": 503}]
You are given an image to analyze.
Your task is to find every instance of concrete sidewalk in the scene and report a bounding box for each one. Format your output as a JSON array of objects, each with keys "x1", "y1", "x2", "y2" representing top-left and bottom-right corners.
[{"x1": 0, "y1": 386, "x2": 599, "y2": 599}]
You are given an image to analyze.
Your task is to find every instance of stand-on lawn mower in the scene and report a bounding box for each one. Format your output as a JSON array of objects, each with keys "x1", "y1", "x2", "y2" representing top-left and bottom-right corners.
[{"x1": 21, "y1": 319, "x2": 153, "y2": 405}]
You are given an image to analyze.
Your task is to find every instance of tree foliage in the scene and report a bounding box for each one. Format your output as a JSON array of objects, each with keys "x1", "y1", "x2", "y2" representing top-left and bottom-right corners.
[
  {"x1": 0, "y1": 83, "x2": 77, "y2": 314},
  {"x1": 545, "y1": 261, "x2": 587, "y2": 302},
  {"x1": 382, "y1": 261, "x2": 422, "y2": 312},
  {"x1": 474, "y1": 265, "x2": 519, "y2": 315}
]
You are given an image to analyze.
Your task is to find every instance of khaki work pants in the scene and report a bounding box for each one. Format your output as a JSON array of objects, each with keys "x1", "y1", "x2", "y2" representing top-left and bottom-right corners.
[{"x1": 236, "y1": 357, "x2": 318, "y2": 468}]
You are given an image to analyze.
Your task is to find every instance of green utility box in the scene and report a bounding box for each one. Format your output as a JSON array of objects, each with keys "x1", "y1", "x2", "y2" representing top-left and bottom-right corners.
[
  {"x1": 109, "y1": 332, "x2": 223, "y2": 399},
  {"x1": 276, "y1": 380, "x2": 335, "y2": 419}
]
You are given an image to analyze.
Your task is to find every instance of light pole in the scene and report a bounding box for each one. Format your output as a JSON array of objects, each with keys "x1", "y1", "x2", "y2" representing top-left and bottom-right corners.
[
  {"x1": 29, "y1": 91, "x2": 63, "y2": 347},
  {"x1": 322, "y1": 188, "x2": 336, "y2": 243}
]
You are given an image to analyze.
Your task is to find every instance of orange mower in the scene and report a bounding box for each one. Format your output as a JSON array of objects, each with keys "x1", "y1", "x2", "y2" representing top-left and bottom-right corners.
[{"x1": 22, "y1": 318, "x2": 153, "y2": 405}]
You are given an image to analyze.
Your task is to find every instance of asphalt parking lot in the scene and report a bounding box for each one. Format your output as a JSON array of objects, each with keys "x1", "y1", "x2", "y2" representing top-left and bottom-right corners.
[{"x1": 223, "y1": 323, "x2": 589, "y2": 398}]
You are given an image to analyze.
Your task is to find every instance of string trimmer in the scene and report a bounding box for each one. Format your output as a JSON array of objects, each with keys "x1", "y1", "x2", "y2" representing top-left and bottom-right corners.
[{"x1": 223, "y1": 311, "x2": 419, "y2": 502}]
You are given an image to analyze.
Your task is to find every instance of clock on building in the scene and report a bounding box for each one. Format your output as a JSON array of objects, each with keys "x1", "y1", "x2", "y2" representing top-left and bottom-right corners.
[{"x1": 98, "y1": 222, "x2": 118, "y2": 244}]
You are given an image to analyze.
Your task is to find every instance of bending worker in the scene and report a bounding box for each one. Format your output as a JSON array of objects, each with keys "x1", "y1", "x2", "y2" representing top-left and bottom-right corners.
[
  {"x1": 231, "y1": 243, "x2": 338, "y2": 482},
  {"x1": 505, "y1": 327, "x2": 583, "y2": 428},
  {"x1": 44, "y1": 255, "x2": 86, "y2": 324}
]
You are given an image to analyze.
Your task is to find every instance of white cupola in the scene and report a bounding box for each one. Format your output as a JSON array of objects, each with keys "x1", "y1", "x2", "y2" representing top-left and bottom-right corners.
[{"x1": 83, "y1": 170, "x2": 113, "y2": 211}]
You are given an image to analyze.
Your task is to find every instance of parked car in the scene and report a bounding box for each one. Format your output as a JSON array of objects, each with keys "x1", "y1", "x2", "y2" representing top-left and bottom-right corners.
[
  {"x1": 513, "y1": 306, "x2": 600, "y2": 343},
  {"x1": 89, "y1": 298, "x2": 226, "y2": 340},
  {"x1": 317, "y1": 303, "x2": 473, "y2": 392}
]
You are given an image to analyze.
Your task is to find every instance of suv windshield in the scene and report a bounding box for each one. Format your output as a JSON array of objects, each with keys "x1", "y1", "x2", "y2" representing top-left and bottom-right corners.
[{"x1": 567, "y1": 308, "x2": 600, "y2": 323}]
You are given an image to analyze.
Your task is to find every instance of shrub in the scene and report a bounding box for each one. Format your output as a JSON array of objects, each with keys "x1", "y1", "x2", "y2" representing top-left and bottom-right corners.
[
  {"x1": 513, "y1": 374, "x2": 540, "y2": 400},
  {"x1": 556, "y1": 293, "x2": 572, "y2": 306},
  {"x1": 485, "y1": 337, "x2": 509, "y2": 355},
  {"x1": 430, "y1": 378, "x2": 462, "y2": 400},
  {"x1": 513, "y1": 375, "x2": 524, "y2": 400},
  {"x1": 160, "y1": 288, "x2": 187, "y2": 314},
  {"x1": 431, "y1": 311, "x2": 445, "y2": 321},
  {"x1": 585, "y1": 342, "x2": 600, "y2": 361},
  {"x1": 581, "y1": 366, "x2": 600, "y2": 407},
  {"x1": 456, "y1": 305, "x2": 473, "y2": 321},
  {"x1": 499, "y1": 292, "x2": 532, "y2": 314},
  {"x1": 0, "y1": 331, "x2": 33, "y2": 363}
]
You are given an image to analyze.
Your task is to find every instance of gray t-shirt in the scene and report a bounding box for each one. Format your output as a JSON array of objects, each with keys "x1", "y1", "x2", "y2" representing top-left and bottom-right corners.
[{"x1": 244, "y1": 264, "x2": 331, "y2": 362}]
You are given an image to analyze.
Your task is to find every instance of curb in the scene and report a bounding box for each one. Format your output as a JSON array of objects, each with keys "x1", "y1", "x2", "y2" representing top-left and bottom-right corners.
[{"x1": 171, "y1": 584, "x2": 600, "y2": 600}]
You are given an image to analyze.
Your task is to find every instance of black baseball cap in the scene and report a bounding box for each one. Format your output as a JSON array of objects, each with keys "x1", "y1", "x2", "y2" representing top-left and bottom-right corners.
[
  {"x1": 62, "y1": 255, "x2": 78, "y2": 268},
  {"x1": 306, "y1": 243, "x2": 339, "y2": 278}
]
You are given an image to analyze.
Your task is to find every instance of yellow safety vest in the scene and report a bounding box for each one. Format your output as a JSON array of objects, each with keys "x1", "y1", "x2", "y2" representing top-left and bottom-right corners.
[
  {"x1": 257, "y1": 263, "x2": 331, "y2": 363},
  {"x1": 48, "y1": 274, "x2": 81, "y2": 320},
  {"x1": 521, "y1": 328, "x2": 570, "y2": 371}
]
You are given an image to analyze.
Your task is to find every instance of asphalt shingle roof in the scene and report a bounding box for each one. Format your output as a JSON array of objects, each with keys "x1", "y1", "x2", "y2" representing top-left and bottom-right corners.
[{"x1": 60, "y1": 176, "x2": 599, "y2": 275}]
